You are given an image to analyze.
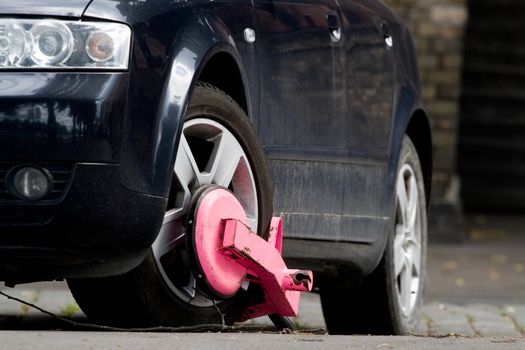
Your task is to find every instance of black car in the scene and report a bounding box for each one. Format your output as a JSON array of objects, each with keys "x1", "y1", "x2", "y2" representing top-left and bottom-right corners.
[{"x1": 0, "y1": 0, "x2": 431, "y2": 335}]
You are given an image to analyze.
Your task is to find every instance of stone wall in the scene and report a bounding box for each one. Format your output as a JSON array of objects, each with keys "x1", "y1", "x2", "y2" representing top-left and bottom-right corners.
[{"x1": 384, "y1": 0, "x2": 468, "y2": 240}]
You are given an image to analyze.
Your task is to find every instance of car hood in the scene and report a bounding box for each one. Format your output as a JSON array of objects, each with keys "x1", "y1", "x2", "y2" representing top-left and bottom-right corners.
[{"x1": 0, "y1": 0, "x2": 91, "y2": 18}]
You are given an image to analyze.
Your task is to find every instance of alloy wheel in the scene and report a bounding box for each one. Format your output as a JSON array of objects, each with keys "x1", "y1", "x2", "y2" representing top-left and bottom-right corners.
[
  {"x1": 152, "y1": 118, "x2": 258, "y2": 307},
  {"x1": 393, "y1": 163, "x2": 422, "y2": 317}
]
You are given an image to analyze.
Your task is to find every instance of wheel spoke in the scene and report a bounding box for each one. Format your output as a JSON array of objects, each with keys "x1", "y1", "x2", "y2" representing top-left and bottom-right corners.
[
  {"x1": 206, "y1": 129, "x2": 243, "y2": 187},
  {"x1": 154, "y1": 216, "x2": 186, "y2": 258},
  {"x1": 164, "y1": 206, "x2": 186, "y2": 223},
  {"x1": 396, "y1": 174, "x2": 409, "y2": 226},
  {"x1": 401, "y1": 260, "x2": 412, "y2": 309},
  {"x1": 246, "y1": 216, "x2": 258, "y2": 233},
  {"x1": 405, "y1": 226, "x2": 419, "y2": 247},
  {"x1": 175, "y1": 133, "x2": 203, "y2": 187},
  {"x1": 394, "y1": 229, "x2": 405, "y2": 276},
  {"x1": 409, "y1": 242, "x2": 421, "y2": 276},
  {"x1": 407, "y1": 175, "x2": 418, "y2": 230},
  {"x1": 183, "y1": 273, "x2": 197, "y2": 299}
]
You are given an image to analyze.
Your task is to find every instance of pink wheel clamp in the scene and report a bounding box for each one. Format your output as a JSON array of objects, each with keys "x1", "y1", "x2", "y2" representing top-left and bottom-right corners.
[{"x1": 189, "y1": 186, "x2": 313, "y2": 327}]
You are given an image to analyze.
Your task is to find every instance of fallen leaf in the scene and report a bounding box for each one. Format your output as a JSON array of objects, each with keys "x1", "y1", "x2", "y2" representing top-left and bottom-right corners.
[
  {"x1": 442, "y1": 260, "x2": 459, "y2": 272},
  {"x1": 514, "y1": 263, "x2": 524, "y2": 273},
  {"x1": 474, "y1": 215, "x2": 487, "y2": 225},
  {"x1": 490, "y1": 254, "x2": 508, "y2": 264},
  {"x1": 455, "y1": 278, "x2": 466, "y2": 287},
  {"x1": 469, "y1": 229, "x2": 507, "y2": 241},
  {"x1": 488, "y1": 267, "x2": 500, "y2": 281}
]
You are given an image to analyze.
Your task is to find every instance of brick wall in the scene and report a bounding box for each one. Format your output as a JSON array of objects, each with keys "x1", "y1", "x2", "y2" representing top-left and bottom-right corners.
[{"x1": 384, "y1": 0, "x2": 468, "y2": 239}]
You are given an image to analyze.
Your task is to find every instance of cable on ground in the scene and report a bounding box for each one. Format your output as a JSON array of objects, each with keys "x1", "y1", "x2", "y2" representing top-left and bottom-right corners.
[{"x1": 0, "y1": 290, "x2": 325, "y2": 334}]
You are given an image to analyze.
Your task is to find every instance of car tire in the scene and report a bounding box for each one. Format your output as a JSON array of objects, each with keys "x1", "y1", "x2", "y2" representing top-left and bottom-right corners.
[
  {"x1": 68, "y1": 83, "x2": 273, "y2": 327},
  {"x1": 320, "y1": 136, "x2": 427, "y2": 335}
]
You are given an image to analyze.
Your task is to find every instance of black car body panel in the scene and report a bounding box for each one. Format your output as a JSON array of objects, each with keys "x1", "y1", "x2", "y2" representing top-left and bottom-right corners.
[
  {"x1": 0, "y1": 164, "x2": 166, "y2": 283},
  {"x1": 0, "y1": 0, "x2": 430, "y2": 282},
  {"x1": 85, "y1": 0, "x2": 260, "y2": 197},
  {"x1": 0, "y1": 1, "x2": 90, "y2": 18},
  {"x1": 0, "y1": 73, "x2": 127, "y2": 163}
]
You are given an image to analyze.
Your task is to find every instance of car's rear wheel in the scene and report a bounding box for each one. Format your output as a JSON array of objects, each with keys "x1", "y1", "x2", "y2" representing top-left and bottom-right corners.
[
  {"x1": 68, "y1": 83, "x2": 273, "y2": 327},
  {"x1": 320, "y1": 136, "x2": 427, "y2": 335}
]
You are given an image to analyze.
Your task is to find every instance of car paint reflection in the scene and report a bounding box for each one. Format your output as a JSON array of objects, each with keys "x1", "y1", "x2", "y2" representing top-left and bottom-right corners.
[{"x1": 0, "y1": 73, "x2": 128, "y2": 161}]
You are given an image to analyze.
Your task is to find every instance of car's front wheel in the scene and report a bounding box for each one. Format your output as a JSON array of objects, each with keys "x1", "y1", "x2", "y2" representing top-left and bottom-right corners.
[
  {"x1": 68, "y1": 83, "x2": 273, "y2": 327},
  {"x1": 320, "y1": 136, "x2": 427, "y2": 335}
]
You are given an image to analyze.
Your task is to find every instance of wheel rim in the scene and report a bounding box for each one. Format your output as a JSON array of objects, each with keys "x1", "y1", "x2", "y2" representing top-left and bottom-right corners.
[
  {"x1": 152, "y1": 118, "x2": 259, "y2": 307},
  {"x1": 393, "y1": 163, "x2": 422, "y2": 317}
]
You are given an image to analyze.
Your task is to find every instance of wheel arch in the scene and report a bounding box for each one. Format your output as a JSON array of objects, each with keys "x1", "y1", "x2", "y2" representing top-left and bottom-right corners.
[
  {"x1": 405, "y1": 109, "x2": 433, "y2": 204},
  {"x1": 363, "y1": 88, "x2": 432, "y2": 277},
  {"x1": 119, "y1": 13, "x2": 252, "y2": 198},
  {"x1": 160, "y1": 45, "x2": 250, "y2": 197},
  {"x1": 197, "y1": 52, "x2": 248, "y2": 113},
  {"x1": 387, "y1": 84, "x2": 433, "y2": 212}
]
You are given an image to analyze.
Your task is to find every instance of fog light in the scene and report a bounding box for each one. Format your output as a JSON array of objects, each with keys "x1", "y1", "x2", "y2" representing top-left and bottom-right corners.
[{"x1": 8, "y1": 167, "x2": 52, "y2": 200}]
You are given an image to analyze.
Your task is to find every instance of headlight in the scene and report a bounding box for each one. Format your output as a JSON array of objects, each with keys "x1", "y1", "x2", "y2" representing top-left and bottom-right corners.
[{"x1": 0, "y1": 19, "x2": 131, "y2": 70}]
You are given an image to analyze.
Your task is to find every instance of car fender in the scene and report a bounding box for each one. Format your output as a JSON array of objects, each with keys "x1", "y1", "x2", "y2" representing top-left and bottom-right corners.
[
  {"x1": 146, "y1": 23, "x2": 250, "y2": 197},
  {"x1": 85, "y1": 2, "x2": 250, "y2": 196}
]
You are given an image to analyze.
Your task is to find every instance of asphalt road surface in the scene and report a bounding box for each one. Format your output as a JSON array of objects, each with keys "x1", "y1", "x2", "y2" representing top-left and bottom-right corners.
[{"x1": 0, "y1": 332, "x2": 524, "y2": 350}]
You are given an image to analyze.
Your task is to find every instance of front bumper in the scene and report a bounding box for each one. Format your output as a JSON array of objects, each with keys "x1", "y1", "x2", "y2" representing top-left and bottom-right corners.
[
  {"x1": 0, "y1": 71, "x2": 169, "y2": 282},
  {"x1": 0, "y1": 163, "x2": 167, "y2": 283},
  {"x1": 0, "y1": 73, "x2": 128, "y2": 163}
]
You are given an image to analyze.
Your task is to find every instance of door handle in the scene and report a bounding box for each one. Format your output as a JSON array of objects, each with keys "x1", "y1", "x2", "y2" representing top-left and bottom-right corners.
[
  {"x1": 380, "y1": 21, "x2": 393, "y2": 47},
  {"x1": 326, "y1": 11, "x2": 341, "y2": 42}
]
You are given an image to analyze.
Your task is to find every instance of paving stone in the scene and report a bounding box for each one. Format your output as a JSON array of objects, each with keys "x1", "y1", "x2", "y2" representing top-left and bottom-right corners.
[
  {"x1": 425, "y1": 302, "x2": 471, "y2": 315},
  {"x1": 413, "y1": 317, "x2": 430, "y2": 336},
  {"x1": 466, "y1": 305, "x2": 521, "y2": 337},
  {"x1": 243, "y1": 293, "x2": 325, "y2": 330},
  {"x1": 0, "y1": 288, "x2": 84, "y2": 321},
  {"x1": 431, "y1": 321, "x2": 476, "y2": 337},
  {"x1": 425, "y1": 309, "x2": 471, "y2": 326},
  {"x1": 503, "y1": 305, "x2": 525, "y2": 334},
  {"x1": 33, "y1": 290, "x2": 79, "y2": 316},
  {"x1": 472, "y1": 319, "x2": 521, "y2": 337},
  {"x1": 243, "y1": 316, "x2": 273, "y2": 327},
  {"x1": 468, "y1": 304, "x2": 504, "y2": 315},
  {"x1": 422, "y1": 302, "x2": 476, "y2": 336},
  {"x1": 0, "y1": 290, "x2": 40, "y2": 316},
  {"x1": 423, "y1": 302, "x2": 472, "y2": 321},
  {"x1": 293, "y1": 293, "x2": 325, "y2": 329}
]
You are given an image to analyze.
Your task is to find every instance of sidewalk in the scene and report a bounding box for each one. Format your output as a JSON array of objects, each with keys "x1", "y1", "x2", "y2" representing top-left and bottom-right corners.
[
  {"x1": 0, "y1": 215, "x2": 524, "y2": 337},
  {"x1": 427, "y1": 215, "x2": 525, "y2": 305},
  {"x1": 419, "y1": 214, "x2": 525, "y2": 337}
]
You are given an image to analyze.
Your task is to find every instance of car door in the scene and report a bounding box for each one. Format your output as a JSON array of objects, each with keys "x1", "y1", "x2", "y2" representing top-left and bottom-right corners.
[
  {"x1": 252, "y1": 0, "x2": 396, "y2": 243},
  {"x1": 253, "y1": 0, "x2": 350, "y2": 240},
  {"x1": 338, "y1": 0, "x2": 396, "y2": 156},
  {"x1": 254, "y1": 0, "x2": 346, "y2": 150}
]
